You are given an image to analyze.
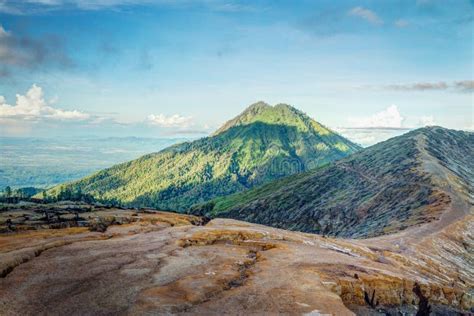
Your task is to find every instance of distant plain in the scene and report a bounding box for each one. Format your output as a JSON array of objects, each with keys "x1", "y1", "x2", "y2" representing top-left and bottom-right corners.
[{"x1": 0, "y1": 137, "x2": 187, "y2": 188}]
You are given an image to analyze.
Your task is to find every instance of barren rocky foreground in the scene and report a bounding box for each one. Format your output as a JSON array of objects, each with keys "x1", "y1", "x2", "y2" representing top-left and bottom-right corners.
[{"x1": 0, "y1": 199, "x2": 472, "y2": 315}]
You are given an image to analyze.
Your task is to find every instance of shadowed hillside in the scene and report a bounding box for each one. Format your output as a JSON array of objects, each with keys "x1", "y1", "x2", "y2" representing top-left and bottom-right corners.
[
  {"x1": 196, "y1": 127, "x2": 473, "y2": 238},
  {"x1": 45, "y1": 102, "x2": 360, "y2": 211}
]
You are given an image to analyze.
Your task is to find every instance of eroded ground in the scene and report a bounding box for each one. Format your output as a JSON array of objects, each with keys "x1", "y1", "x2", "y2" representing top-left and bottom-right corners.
[{"x1": 0, "y1": 203, "x2": 472, "y2": 315}]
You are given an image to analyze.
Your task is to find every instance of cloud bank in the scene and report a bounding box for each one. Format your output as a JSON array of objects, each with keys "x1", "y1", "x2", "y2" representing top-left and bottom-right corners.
[
  {"x1": 147, "y1": 113, "x2": 193, "y2": 128},
  {"x1": 0, "y1": 84, "x2": 212, "y2": 137},
  {"x1": 382, "y1": 81, "x2": 473, "y2": 92},
  {"x1": 347, "y1": 105, "x2": 404, "y2": 128},
  {"x1": 336, "y1": 105, "x2": 441, "y2": 146},
  {"x1": 0, "y1": 84, "x2": 89, "y2": 121}
]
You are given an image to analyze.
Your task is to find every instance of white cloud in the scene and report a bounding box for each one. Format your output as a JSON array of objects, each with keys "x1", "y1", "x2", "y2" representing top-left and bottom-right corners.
[
  {"x1": 394, "y1": 19, "x2": 409, "y2": 28},
  {"x1": 338, "y1": 106, "x2": 446, "y2": 146},
  {"x1": 347, "y1": 105, "x2": 404, "y2": 128},
  {"x1": 335, "y1": 127, "x2": 409, "y2": 147},
  {"x1": 348, "y1": 7, "x2": 383, "y2": 25},
  {"x1": 418, "y1": 115, "x2": 436, "y2": 127},
  {"x1": 49, "y1": 108, "x2": 90, "y2": 120},
  {"x1": 0, "y1": 84, "x2": 90, "y2": 121},
  {"x1": 147, "y1": 113, "x2": 193, "y2": 128},
  {"x1": 338, "y1": 105, "x2": 407, "y2": 146}
]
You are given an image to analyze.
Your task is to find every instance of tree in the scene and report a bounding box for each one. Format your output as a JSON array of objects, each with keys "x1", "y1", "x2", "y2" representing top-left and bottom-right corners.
[
  {"x1": 58, "y1": 187, "x2": 73, "y2": 201},
  {"x1": 15, "y1": 189, "x2": 24, "y2": 199},
  {"x1": 4, "y1": 186, "x2": 11, "y2": 198},
  {"x1": 73, "y1": 187, "x2": 83, "y2": 201}
]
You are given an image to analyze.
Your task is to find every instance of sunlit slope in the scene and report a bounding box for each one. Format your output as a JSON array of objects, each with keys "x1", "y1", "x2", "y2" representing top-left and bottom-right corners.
[{"x1": 47, "y1": 102, "x2": 360, "y2": 211}]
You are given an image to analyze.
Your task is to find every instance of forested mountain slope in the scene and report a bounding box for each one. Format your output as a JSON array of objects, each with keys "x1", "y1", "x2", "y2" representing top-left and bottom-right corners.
[{"x1": 47, "y1": 102, "x2": 360, "y2": 211}]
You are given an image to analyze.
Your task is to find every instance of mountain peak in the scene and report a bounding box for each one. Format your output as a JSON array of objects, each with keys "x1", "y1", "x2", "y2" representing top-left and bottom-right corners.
[
  {"x1": 244, "y1": 101, "x2": 294, "y2": 112},
  {"x1": 245, "y1": 101, "x2": 271, "y2": 111},
  {"x1": 214, "y1": 101, "x2": 317, "y2": 136}
]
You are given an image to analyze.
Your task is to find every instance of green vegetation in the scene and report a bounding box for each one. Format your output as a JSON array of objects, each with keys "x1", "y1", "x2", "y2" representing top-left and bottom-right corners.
[
  {"x1": 50, "y1": 187, "x2": 96, "y2": 204},
  {"x1": 0, "y1": 186, "x2": 46, "y2": 203},
  {"x1": 0, "y1": 185, "x2": 97, "y2": 204},
  {"x1": 45, "y1": 102, "x2": 360, "y2": 211},
  {"x1": 190, "y1": 167, "x2": 323, "y2": 216},
  {"x1": 195, "y1": 127, "x2": 473, "y2": 238},
  {"x1": 3, "y1": 186, "x2": 11, "y2": 198},
  {"x1": 1, "y1": 186, "x2": 43, "y2": 199}
]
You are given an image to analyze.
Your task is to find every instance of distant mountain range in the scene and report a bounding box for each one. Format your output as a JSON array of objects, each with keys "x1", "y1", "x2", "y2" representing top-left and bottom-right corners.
[
  {"x1": 46, "y1": 102, "x2": 360, "y2": 210},
  {"x1": 193, "y1": 126, "x2": 473, "y2": 238}
]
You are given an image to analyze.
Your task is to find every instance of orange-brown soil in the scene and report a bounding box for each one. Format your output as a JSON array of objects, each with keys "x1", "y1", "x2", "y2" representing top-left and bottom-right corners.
[{"x1": 0, "y1": 201, "x2": 472, "y2": 315}]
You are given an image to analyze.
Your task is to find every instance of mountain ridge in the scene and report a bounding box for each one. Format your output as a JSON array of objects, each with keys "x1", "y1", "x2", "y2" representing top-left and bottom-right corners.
[{"x1": 194, "y1": 126, "x2": 473, "y2": 238}]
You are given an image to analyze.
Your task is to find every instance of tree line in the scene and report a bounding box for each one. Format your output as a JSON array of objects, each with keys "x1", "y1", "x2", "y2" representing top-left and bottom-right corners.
[{"x1": 1, "y1": 186, "x2": 96, "y2": 204}]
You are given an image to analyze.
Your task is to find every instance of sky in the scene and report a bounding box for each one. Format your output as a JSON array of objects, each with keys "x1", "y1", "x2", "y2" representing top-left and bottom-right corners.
[{"x1": 0, "y1": 0, "x2": 472, "y2": 146}]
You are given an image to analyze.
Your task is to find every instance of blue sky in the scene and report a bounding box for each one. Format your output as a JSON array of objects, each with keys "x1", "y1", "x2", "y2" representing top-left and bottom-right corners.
[{"x1": 0, "y1": 0, "x2": 472, "y2": 145}]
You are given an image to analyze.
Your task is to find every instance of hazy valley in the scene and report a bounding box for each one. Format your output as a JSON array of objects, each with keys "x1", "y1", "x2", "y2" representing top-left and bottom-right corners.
[{"x1": 0, "y1": 137, "x2": 187, "y2": 189}]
